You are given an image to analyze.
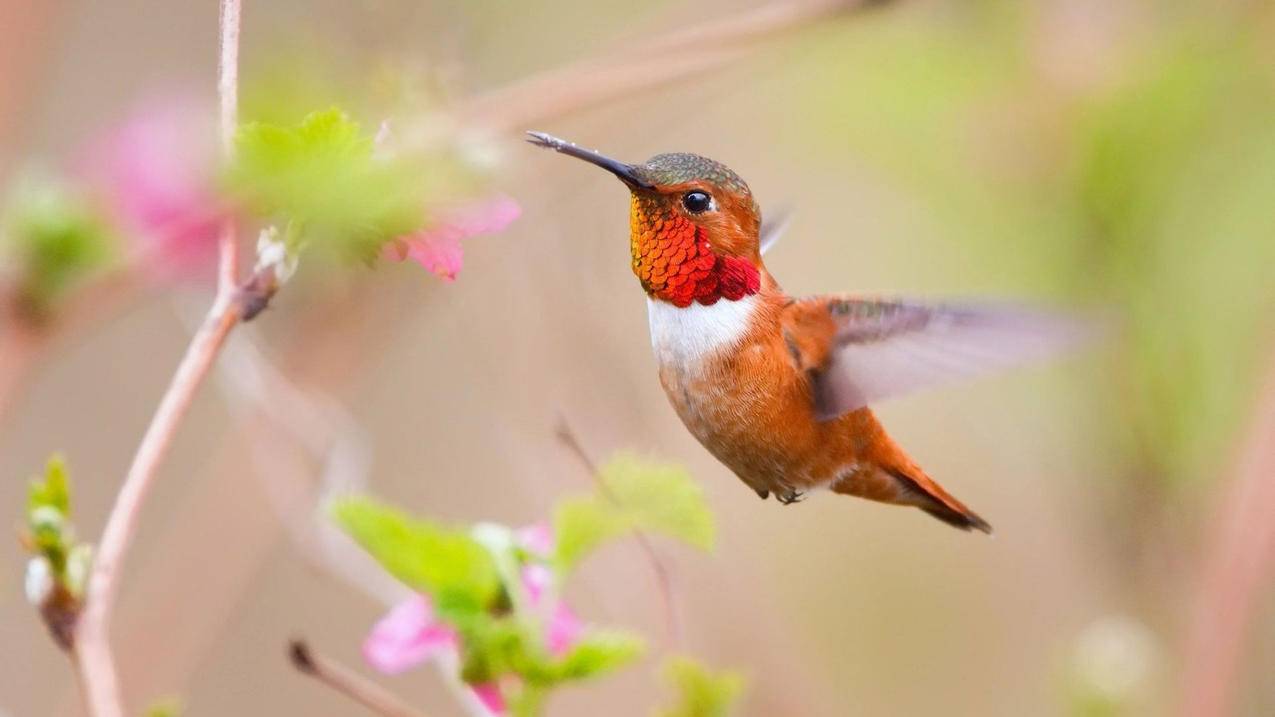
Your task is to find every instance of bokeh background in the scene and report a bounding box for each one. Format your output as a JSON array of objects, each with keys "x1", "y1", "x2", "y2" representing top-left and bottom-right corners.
[{"x1": 3, "y1": 0, "x2": 1274, "y2": 715}]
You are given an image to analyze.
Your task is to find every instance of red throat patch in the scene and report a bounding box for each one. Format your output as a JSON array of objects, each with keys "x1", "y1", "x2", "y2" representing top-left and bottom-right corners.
[{"x1": 630, "y1": 198, "x2": 760, "y2": 307}]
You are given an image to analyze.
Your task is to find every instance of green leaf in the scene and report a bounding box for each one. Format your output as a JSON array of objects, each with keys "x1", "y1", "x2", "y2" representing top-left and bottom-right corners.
[
  {"x1": 654, "y1": 656, "x2": 744, "y2": 717},
  {"x1": 553, "y1": 498, "x2": 626, "y2": 572},
  {"x1": 554, "y1": 454, "x2": 714, "y2": 571},
  {"x1": 143, "y1": 698, "x2": 182, "y2": 717},
  {"x1": 3, "y1": 183, "x2": 114, "y2": 315},
  {"x1": 545, "y1": 630, "x2": 645, "y2": 682},
  {"x1": 330, "y1": 496, "x2": 501, "y2": 616},
  {"x1": 28, "y1": 455, "x2": 71, "y2": 516},
  {"x1": 228, "y1": 108, "x2": 426, "y2": 261}
]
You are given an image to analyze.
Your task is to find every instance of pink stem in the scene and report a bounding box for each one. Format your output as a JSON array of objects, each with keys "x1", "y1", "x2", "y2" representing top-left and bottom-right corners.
[
  {"x1": 1181, "y1": 353, "x2": 1275, "y2": 716},
  {"x1": 71, "y1": 2, "x2": 243, "y2": 715}
]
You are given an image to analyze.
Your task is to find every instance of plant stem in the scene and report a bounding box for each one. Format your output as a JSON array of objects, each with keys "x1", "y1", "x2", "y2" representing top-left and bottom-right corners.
[
  {"x1": 289, "y1": 640, "x2": 431, "y2": 717},
  {"x1": 554, "y1": 419, "x2": 684, "y2": 647},
  {"x1": 1181, "y1": 353, "x2": 1275, "y2": 717},
  {"x1": 71, "y1": 3, "x2": 244, "y2": 715}
]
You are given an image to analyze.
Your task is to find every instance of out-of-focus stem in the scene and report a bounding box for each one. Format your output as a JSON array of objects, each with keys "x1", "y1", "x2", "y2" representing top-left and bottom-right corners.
[
  {"x1": 70, "y1": 3, "x2": 244, "y2": 715},
  {"x1": 289, "y1": 640, "x2": 430, "y2": 717},
  {"x1": 217, "y1": 0, "x2": 241, "y2": 288},
  {"x1": 456, "y1": 0, "x2": 882, "y2": 133},
  {"x1": 555, "y1": 420, "x2": 684, "y2": 647},
  {"x1": 1181, "y1": 352, "x2": 1275, "y2": 717}
]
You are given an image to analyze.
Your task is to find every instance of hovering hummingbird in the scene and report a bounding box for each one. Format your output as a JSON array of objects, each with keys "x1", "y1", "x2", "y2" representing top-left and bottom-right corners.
[{"x1": 528, "y1": 131, "x2": 1082, "y2": 532}]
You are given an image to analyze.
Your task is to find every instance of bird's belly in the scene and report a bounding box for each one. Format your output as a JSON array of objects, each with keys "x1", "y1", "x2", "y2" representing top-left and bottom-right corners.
[{"x1": 647, "y1": 296, "x2": 839, "y2": 491}]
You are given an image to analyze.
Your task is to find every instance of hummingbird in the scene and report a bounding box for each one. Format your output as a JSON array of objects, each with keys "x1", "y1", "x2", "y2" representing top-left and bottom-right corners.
[{"x1": 528, "y1": 131, "x2": 1081, "y2": 533}]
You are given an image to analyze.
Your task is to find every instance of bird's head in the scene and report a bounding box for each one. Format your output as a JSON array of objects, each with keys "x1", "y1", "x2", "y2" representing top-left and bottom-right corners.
[{"x1": 528, "y1": 132, "x2": 762, "y2": 307}]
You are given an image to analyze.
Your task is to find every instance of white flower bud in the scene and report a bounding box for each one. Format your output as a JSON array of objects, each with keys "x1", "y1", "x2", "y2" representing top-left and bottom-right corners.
[
  {"x1": 254, "y1": 226, "x2": 298, "y2": 283},
  {"x1": 471, "y1": 522, "x2": 514, "y2": 555},
  {"x1": 25, "y1": 556, "x2": 54, "y2": 606},
  {"x1": 65, "y1": 544, "x2": 93, "y2": 598}
]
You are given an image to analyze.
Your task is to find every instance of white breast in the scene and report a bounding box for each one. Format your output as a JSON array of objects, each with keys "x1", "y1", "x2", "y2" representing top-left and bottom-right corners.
[{"x1": 647, "y1": 295, "x2": 760, "y2": 368}]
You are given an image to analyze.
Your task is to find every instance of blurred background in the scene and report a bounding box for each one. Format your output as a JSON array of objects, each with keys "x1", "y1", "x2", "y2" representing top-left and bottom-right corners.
[{"x1": 2, "y1": 0, "x2": 1274, "y2": 715}]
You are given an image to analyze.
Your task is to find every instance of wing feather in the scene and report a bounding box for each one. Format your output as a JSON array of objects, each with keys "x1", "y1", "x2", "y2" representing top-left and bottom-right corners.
[{"x1": 784, "y1": 297, "x2": 1090, "y2": 420}]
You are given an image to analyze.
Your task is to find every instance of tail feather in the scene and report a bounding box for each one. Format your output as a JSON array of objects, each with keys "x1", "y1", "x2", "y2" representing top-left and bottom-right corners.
[{"x1": 885, "y1": 466, "x2": 993, "y2": 534}]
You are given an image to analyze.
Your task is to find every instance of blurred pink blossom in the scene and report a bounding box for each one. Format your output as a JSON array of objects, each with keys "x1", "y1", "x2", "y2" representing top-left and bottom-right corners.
[
  {"x1": 80, "y1": 97, "x2": 226, "y2": 278},
  {"x1": 382, "y1": 195, "x2": 521, "y2": 281},
  {"x1": 516, "y1": 522, "x2": 554, "y2": 558},
  {"x1": 470, "y1": 683, "x2": 508, "y2": 715},
  {"x1": 545, "y1": 603, "x2": 584, "y2": 656},
  {"x1": 362, "y1": 594, "x2": 457, "y2": 675},
  {"x1": 363, "y1": 523, "x2": 585, "y2": 716}
]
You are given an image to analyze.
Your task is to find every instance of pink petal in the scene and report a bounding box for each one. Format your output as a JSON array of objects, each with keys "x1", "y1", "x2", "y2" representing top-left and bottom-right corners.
[
  {"x1": 521, "y1": 564, "x2": 553, "y2": 606},
  {"x1": 470, "y1": 683, "x2": 507, "y2": 716},
  {"x1": 79, "y1": 96, "x2": 225, "y2": 279},
  {"x1": 362, "y1": 595, "x2": 458, "y2": 675},
  {"x1": 546, "y1": 603, "x2": 584, "y2": 656},
  {"x1": 515, "y1": 523, "x2": 554, "y2": 557},
  {"x1": 385, "y1": 195, "x2": 521, "y2": 281}
]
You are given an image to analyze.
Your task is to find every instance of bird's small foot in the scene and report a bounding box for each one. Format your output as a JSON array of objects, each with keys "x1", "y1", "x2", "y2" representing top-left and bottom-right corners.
[
  {"x1": 754, "y1": 488, "x2": 770, "y2": 500},
  {"x1": 777, "y1": 489, "x2": 806, "y2": 505}
]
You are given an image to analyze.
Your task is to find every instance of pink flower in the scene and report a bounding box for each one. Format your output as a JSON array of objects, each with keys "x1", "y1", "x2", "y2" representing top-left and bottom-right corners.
[
  {"x1": 362, "y1": 523, "x2": 582, "y2": 716},
  {"x1": 546, "y1": 603, "x2": 584, "y2": 656},
  {"x1": 382, "y1": 195, "x2": 521, "y2": 281},
  {"x1": 522, "y1": 563, "x2": 553, "y2": 605},
  {"x1": 470, "y1": 683, "x2": 507, "y2": 716},
  {"x1": 516, "y1": 522, "x2": 554, "y2": 558},
  {"x1": 362, "y1": 595, "x2": 458, "y2": 675},
  {"x1": 80, "y1": 97, "x2": 226, "y2": 278}
]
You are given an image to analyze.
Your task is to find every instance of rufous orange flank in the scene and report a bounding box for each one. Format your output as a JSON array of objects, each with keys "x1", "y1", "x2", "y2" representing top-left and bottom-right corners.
[{"x1": 529, "y1": 132, "x2": 1080, "y2": 532}]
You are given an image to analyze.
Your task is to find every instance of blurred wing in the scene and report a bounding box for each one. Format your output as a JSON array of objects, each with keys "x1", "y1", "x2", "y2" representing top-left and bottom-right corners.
[
  {"x1": 783, "y1": 296, "x2": 1090, "y2": 420},
  {"x1": 759, "y1": 207, "x2": 792, "y2": 256}
]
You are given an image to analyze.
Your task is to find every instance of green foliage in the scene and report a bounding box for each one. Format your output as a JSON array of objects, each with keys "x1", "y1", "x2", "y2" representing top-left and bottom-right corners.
[
  {"x1": 142, "y1": 699, "x2": 182, "y2": 717},
  {"x1": 23, "y1": 455, "x2": 91, "y2": 602},
  {"x1": 555, "y1": 454, "x2": 714, "y2": 571},
  {"x1": 654, "y1": 656, "x2": 744, "y2": 717},
  {"x1": 26, "y1": 456, "x2": 74, "y2": 575},
  {"x1": 227, "y1": 108, "x2": 428, "y2": 262},
  {"x1": 330, "y1": 496, "x2": 501, "y2": 617},
  {"x1": 546, "y1": 631, "x2": 645, "y2": 682},
  {"x1": 2, "y1": 181, "x2": 115, "y2": 315}
]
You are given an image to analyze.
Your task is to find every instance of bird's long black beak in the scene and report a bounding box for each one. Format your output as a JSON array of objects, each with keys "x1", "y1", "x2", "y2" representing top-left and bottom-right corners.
[{"x1": 526, "y1": 131, "x2": 654, "y2": 190}]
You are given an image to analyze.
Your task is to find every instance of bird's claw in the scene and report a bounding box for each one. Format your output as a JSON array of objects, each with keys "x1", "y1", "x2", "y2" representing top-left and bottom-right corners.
[{"x1": 777, "y1": 489, "x2": 806, "y2": 505}]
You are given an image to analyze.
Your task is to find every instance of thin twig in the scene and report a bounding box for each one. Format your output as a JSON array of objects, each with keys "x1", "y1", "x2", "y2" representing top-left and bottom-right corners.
[
  {"x1": 216, "y1": 0, "x2": 241, "y2": 288},
  {"x1": 455, "y1": 0, "x2": 883, "y2": 133},
  {"x1": 289, "y1": 640, "x2": 431, "y2": 717},
  {"x1": 554, "y1": 419, "x2": 684, "y2": 647},
  {"x1": 1181, "y1": 352, "x2": 1275, "y2": 717},
  {"x1": 71, "y1": 3, "x2": 245, "y2": 715}
]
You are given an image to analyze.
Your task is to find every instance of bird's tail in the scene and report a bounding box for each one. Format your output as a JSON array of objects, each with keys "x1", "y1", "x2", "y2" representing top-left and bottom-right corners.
[{"x1": 831, "y1": 432, "x2": 992, "y2": 534}]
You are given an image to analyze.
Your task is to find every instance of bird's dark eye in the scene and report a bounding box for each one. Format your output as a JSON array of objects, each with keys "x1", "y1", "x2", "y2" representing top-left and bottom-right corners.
[{"x1": 681, "y1": 190, "x2": 713, "y2": 214}]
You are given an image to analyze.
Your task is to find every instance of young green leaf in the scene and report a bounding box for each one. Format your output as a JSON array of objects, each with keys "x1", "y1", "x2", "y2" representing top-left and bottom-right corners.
[
  {"x1": 3, "y1": 182, "x2": 115, "y2": 315},
  {"x1": 654, "y1": 656, "x2": 744, "y2": 717},
  {"x1": 28, "y1": 455, "x2": 71, "y2": 516},
  {"x1": 553, "y1": 454, "x2": 714, "y2": 571},
  {"x1": 546, "y1": 630, "x2": 645, "y2": 682},
  {"x1": 331, "y1": 496, "x2": 501, "y2": 616},
  {"x1": 228, "y1": 108, "x2": 426, "y2": 261},
  {"x1": 599, "y1": 455, "x2": 714, "y2": 551}
]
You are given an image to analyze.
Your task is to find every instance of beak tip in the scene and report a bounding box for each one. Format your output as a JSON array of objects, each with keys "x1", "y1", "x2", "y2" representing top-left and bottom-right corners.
[{"x1": 525, "y1": 130, "x2": 562, "y2": 151}]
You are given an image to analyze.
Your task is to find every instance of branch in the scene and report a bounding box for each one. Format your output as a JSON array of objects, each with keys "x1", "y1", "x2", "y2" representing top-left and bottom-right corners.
[
  {"x1": 455, "y1": 0, "x2": 884, "y2": 133},
  {"x1": 1181, "y1": 351, "x2": 1275, "y2": 717},
  {"x1": 70, "y1": 3, "x2": 244, "y2": 715},
  {"x1": 289, "y1": 640, "x2": 431, "y2": 717},
  {"x1": 554, "y1": 419, "x2": 684, "y2": 647}
]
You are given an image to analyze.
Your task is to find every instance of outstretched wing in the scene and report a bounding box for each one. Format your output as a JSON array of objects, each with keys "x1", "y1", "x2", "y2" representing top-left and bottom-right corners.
[{"x1": 780, "y1": 296, "x2": 1090, "y2": 420}]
